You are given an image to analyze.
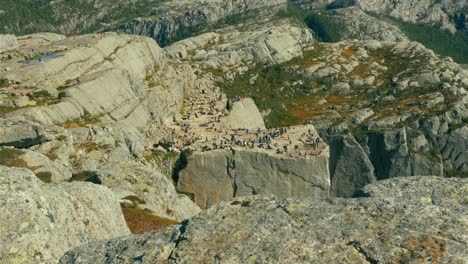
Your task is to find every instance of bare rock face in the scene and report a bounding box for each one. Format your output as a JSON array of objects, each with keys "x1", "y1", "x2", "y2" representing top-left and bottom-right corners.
[
  {"x1": 176, "y1": 125, "x2": 330, "y2": 209},
  {"x1": 315, "y1": 7, "x2": 409, "y2": 42},
  {"x1": 123, "y1": 0, "x2": 288, "y2": 46},
  {"x1": 0, "y1": 118, "x2": 47, "y2": 148},
  {"x1": 0, "y1": 166, "x2": 130, "y2": 264},
  {"x1": 165, "y1": 18, "x2": 314, "y2": 68},
  {"x1": 0, "y1": 34, "x2": 19, "y2": 53},
  {"x1": 60, "y1": 176, "x2": 468, "y2": 263},
  {"x1": 356, "y1": 0, "x2": 465, "y2": 33},
  {"x1": 222, "y1": 98, "x2": 266, "y2": 130},
  {"x1": 295, "y1": 0, "x2": 467, "y2": 33}
]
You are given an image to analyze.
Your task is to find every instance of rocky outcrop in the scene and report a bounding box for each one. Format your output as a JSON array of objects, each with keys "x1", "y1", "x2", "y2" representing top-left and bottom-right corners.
[
  {"x1": 60, "y1": 176, "x2": 468, "y2": 263},
  {"x1": 123, "y1": 0, "x2": 288, "y2": 46},
  {"x1": 1, "y1": 33, "x2": 196, "y2": 134},
  {"x1": 328, "y1": 134, "x2": 376, "y2": 197},
  {"x1": 355, "y1": 0, "x2": 467, "y2": 33},
  {"x1": 165, "y1": 18, "x2": 315, "y2": 68},
  {"x1": 0, "y1": 166, "x2": 130, "y2": 264},
  {"x1": 0, "y1": 34, "x2": 19, "y2": 53},
  {"x1": 295, "y1": 0, "x2": 467, "y2": 33},
  {"x1": 99, "y1": 162, "x2": 201, "y2": 221},
  {"x1": 177, "y1": 146, "x2": 330, "y2": 209},
  {"x1": 368, "y1": 128, "x2": 444, "y2": 180},
  {"x1": 310, "y1": 7, "x2": 409, "y2": 42},
  {"x1": 222, "y1": 98, "x2": 266, "y2": 130}
]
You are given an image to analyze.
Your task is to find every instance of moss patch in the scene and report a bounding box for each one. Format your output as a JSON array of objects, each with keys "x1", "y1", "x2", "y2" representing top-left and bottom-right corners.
[{"x1": 35, "y1": 171, "x2": 52, "y2": 183}]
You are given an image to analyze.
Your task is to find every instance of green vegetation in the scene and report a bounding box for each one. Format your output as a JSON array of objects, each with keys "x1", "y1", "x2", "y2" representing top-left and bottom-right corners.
[
  {"x1": 35, "y1": 171, "x2": 52, "y2": 183},
  {"x1": 63, "y1": 113, "x2": 102, "y2": 129},
  {"x1": 444, "y1": 169, "x2": 468, "y2": 179},
  {"x1": 220, "y1": 64, "x2": 310, "y2": 128},
  {"x1": 0, "y1": 106, "x2": 17, "y2": 117},
  {"x1": 0, "y1": 0, "x2": 166, "y2": 35},
  {"x1": 144, "y1": 149, "x2": 179, "y2": 162},
  {"x1": 58, "y1": 91, "x2": 67, "y2": 99},
  {"x1": 0, "y1": 79, "x2": 9, "y2": 88},
  {"x1": 27, "y1": 90, "x2": 57, "y2": 106},
  {"x1": 365, "y1": 13, "x2": 468, "y2": 64}
]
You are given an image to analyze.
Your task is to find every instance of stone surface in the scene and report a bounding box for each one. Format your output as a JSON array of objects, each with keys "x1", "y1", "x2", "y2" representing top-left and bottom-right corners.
[
  {"x1": 0, "y1": 166, "x2": 130, "y2": 264},
  {"x1": 99, "y1": 162, "x2": 201, "y2": 221},
  {"x1": 123, "y1": 0, "x2": 288, "y2": 46},
  {"x1": 222, "y1": 98, "x2": 266, "y2": 130},
  {"x1": 0, "y1": 34, "x2": 19, "y2": 53},
  {"x1": 0, "y1": 118, "x2": 47, "y2": 148},
  {"x1": 318, "y1": 7, "x2": 409, "y2": 42},
  {"x1": 60, "y1": 176, "x2": 468, "y2": 264},
  {"x1": 177, "y1": 142, "x2": 330, "y2": 209}
]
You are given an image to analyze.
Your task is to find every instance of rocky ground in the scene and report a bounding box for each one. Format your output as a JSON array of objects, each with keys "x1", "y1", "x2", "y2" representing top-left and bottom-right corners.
[
  {"x1": 59, "y1": 176, "x2": 468, "y2": 264},
  {"x1": 0, "y1": 0, "x2": 467, "y2": 263}
]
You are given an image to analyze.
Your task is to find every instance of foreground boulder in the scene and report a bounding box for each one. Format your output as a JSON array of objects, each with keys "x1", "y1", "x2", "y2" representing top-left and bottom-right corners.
[
  {"x1": 0, "y1": 166, "x2": 130, "y2": 264},
  {"x1": 60, "y1": 176, "x2": 467, "y2": 263}
]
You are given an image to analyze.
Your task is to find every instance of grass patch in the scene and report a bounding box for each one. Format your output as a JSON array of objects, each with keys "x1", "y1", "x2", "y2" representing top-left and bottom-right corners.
[
  {"x1": 0, "y1": 106, "x2": 17, "y2": 117},
  {"x1": 220, "y1": 64, "x2": 310, "y2": 128},
  {"x1": 121, "y1": 204, "x2": 179, "y2": 234},
  {"x1": 63, "y1": 113, "x2": 102, "y2": 128},
  {"x1": 26, "y1": 90, "x2": 57, "y2": 106},
  {"x1": 0, "y1": 79, "x2": 9, "y2": 88},
  {"x1": 74, "y1": 142, "x2": 100, "y2": 153},
  {"x1": 35, "y1": 171, "x2": 52, "y2": 183},
  {"x1": 203, "y1": 67, "x2": 225, "y2": 78}
]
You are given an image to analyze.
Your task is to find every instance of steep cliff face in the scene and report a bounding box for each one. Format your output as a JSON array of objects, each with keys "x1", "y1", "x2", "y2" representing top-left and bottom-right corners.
[
  {"x1": 177, "y1": 145, "x2": 330, "y2": 209},
  {"x1": 294, "y1": 0, "x2": 467, "y2": 33},
  {"x1": 60, "y1": 176, "x2": 468, "y2": 264},
  {"x1": 1, "y1": 0, "x2": 287, "y2": 46},
  {"x1": 122, "y1": 0, "x2": 288, "y2": 46}
]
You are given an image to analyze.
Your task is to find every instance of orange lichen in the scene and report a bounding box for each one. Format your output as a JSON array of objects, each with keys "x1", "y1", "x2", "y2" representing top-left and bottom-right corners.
[
  {"x1": 122, "y1": 205, "x2": 179, "y2": 234},
  {"x1": 400, "y1": 235, "x2": 448, "y2": 264},
  {"x1": 341, "y1": 48, "x2": 357, "y2": 59}
]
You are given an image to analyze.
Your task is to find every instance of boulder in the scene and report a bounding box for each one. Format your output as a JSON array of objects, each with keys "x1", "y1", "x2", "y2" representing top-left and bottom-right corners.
[
  {"x1": 177, "y1": 148, "x2": 330, "y2": 209},
  {"x1": 222, "y1": 98, "x2": 266, "y2": 130},
  {"x1": 0, "y1": 166, "x2": 130, "y2": 264}
]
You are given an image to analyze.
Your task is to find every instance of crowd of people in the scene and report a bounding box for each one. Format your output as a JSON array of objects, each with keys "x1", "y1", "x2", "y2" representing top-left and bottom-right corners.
[{"x1": 164, "y1": 86, "x2": 326, "y2": 159}]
